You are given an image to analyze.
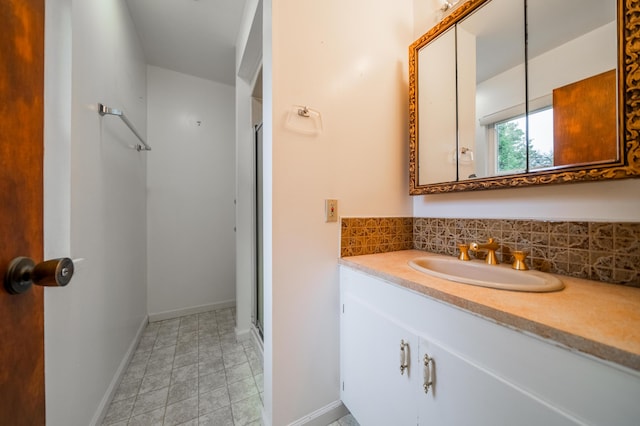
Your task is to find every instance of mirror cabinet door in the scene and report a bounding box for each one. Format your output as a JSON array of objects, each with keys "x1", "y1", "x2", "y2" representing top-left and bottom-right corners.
[
  {"x1": 418, "y1": 26, "x2": 457, "y2": 185},
  {"x1": 527, "y1": 0, "x2": 618, "y2": 170},
  {"x1": 458, "y1": 0, "x2": 526, "y2": 180}
]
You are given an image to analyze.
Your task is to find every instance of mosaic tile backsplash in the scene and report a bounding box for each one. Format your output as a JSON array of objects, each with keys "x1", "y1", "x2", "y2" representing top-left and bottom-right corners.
[
  {"x1": 340, "y1": 217, "x2": 640, "y2": 287},
  {"x1": 340, "y1": 218, "x2": 414, "y2": 257}
]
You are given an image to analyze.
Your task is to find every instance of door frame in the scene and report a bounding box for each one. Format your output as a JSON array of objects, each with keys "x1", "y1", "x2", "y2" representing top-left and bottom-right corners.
[{"x1": 254, "y1": 122, "x2": 264, "y2": 340}]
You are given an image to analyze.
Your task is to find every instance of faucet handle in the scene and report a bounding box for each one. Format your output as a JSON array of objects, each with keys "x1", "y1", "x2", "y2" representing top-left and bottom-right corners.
[
  {"x1": 457, "y1": 244, "x2": 471, "y2": 261},
  {"x1": 469, "y1": 238, "x2": 500, "y2": 265},
  {"x1": 511, "y1": 251, "x2": 529, "y2": 270}
]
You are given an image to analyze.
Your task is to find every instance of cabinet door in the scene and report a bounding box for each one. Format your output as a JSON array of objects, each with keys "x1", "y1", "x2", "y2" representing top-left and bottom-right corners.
[
  {"x1": 417, "y1": 337, "x2": 579, "y2": 426},
  {"x1": 341, "y1": 292, "x2": 419, "y2": 426}
]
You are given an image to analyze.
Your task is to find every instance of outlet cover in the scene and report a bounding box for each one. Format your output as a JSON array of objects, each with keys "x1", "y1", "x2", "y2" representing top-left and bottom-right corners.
[{"x1": 325, "y1": 199, "x2": 338, "y2": 222}]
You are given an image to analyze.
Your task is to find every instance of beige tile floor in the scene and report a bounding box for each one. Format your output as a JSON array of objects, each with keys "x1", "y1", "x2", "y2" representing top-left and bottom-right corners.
[
  {"x1": 328, "y1": 414, "x2": 359, "y2": 426},
  {"x1": 102, "y1": 307, "x2": 358, "y2": 426},
  {"x1": 102, "y1": 308, "x2": 262, "y2": 426}
]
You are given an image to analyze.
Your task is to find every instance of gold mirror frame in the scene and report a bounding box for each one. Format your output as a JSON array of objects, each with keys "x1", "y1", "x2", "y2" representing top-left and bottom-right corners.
[{"x1": 409, "y1": 0, "x2": 640, "y2": 194}]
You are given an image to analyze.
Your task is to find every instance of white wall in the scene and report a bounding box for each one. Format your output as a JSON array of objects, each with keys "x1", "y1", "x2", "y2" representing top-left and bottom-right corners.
[
  {"x1": 235, "y1": 0, "x2": 263, "y2": 340},
  {"x1": 413, "y1": 179, "x2": 640, "y2": 221},
  {"x1": 414, "y1": 0, "x2": 442, "y2": 38},
  {"x1": 43, "y1": 0, "x2": 72, "y2": 420},
  {"x1": 147, "y1": 66, "x2": 236, "y2": 318},
  {"x1": 44, "y1": 0, "x2": 71, "y2": 264},
  {"x1": 44, "y1": 0, "x2": 148, "y2": 424},
  {"x1": 264, "y1": 0, "x2": 414, "y2": 424},
  {"x1": 235, "y1": 74, "x2": 256, "y2": 337}
]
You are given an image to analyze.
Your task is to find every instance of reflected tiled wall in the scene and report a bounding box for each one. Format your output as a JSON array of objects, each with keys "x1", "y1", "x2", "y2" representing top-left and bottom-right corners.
[{"x1": 340, "y1": 217, "x2": 640, "y2": 287}]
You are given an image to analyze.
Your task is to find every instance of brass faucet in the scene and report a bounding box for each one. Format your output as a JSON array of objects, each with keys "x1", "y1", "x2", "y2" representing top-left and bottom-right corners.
[
  {"x1": 457, "y1": 243, "x2": 471, "y2": 261},
  {"x1": 469, "y1": 238, "x2": 500, "y2": 265},
  {"x1": 511, "y1": 251, "x2": 529, "y2": 270}
]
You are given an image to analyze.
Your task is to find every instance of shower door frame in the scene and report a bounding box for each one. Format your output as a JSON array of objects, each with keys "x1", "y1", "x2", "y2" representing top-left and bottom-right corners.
[{"x1": 254, "y1": 122, "x2": 264, "y2": 340}]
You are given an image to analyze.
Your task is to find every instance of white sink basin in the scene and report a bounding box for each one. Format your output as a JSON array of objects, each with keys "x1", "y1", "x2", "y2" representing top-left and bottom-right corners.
[{"x1": 408, "y1": 256, "x2": 564, "y2": 292}]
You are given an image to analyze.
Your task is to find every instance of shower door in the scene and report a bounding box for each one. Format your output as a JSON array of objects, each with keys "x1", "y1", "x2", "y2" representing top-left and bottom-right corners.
[{"x1": 255, "y1": 123, "x2": 264, "y2": 339}]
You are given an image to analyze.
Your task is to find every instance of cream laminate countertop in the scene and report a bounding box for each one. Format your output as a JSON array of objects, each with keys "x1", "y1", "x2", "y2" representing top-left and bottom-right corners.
[{"x1": 339, "y1": 249, "x2": 640, "y2": 372}]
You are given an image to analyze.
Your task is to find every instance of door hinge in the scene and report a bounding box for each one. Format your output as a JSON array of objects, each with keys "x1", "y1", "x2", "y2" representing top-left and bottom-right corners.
[
  {"x1": 342, "y1": 381, "x2": 344, "y2": 391},
  {"x1": 342, "y1": 304, "x2": 345, "y2": 314}
]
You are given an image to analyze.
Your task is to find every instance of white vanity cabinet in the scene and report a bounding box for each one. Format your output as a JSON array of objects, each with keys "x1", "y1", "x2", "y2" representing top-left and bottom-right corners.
[
  {"x1": 340, "y1": 266, "x2": 640, "y2": 426},
  {"x1": 341, "y1": 291, "x2": 420, "y2": 425},
  {"x1": 415, "y1": 337, "x2": 576, "y2": 426}
]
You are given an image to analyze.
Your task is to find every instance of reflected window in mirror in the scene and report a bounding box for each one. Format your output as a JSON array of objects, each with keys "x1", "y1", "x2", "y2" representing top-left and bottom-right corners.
[
  {"x1": 528, "y1": 108, "x2": 554, "y2": 170},
  {"x1": 490, "y1": 107, "x2": 553, "y2": 176}
]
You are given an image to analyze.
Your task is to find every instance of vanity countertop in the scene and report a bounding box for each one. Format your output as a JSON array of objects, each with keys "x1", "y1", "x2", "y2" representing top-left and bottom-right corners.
[{"x1": 339, "y1": 249, "x2": 640, "y2": 372}]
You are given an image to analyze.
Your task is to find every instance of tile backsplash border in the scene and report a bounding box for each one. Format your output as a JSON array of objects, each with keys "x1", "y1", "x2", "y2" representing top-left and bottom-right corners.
[{"x1": 340, "y1": 217, "x2": 640, "y2": 288}]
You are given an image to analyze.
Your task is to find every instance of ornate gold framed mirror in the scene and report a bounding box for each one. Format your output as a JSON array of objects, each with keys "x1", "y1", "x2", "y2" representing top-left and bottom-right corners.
[{"x1": 409, "y1": 0, "x2": 640, "y2": 194}]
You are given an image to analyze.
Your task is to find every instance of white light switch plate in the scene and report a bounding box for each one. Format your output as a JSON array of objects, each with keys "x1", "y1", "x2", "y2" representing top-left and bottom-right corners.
[{"x1": 325, "y1": 199, "x2": 338, "y2": 222}]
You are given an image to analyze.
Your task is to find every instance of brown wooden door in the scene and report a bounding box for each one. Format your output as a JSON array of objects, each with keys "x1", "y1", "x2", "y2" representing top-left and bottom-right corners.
[{"x1": 0, "y1": 0, "x2": 46, "y2": 424}]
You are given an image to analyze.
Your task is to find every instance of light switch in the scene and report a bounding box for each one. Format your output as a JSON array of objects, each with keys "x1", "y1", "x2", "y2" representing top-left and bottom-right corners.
[{"x1": 325, "y1": 199, "x2": 338, "y2": 222}]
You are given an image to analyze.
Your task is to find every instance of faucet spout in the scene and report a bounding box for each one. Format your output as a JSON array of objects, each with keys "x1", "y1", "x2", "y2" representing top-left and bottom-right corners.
[{"x1": 469, "y1": 238, "x2": 500, "y2": 265}]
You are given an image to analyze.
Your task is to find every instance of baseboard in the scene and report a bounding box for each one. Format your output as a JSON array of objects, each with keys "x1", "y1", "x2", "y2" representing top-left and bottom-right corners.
[
  {"x1": 256, "y1": 334, "x2": 347, "y2": 426},
  {"x1": 288, "y1": 400, "x2": 348, "y2": 426},
  {"x1": 258, "y1": 378, "x2": 347, "y2": 425},
  {"x1": 90, "y1": 315, "x2": 148, "y2": 426},
  {"x1": 148, "y1": 300, "x2": 235, "y2": 322},
  {"x1": 250, "y1": 325, "x2": 264, "y2": 360},
  {"x1": 262, "y1": 406, "x2": 271, "y2": 426},
  {"x1": 235, "y1": 326, "x2": 251, "y2": 342}
]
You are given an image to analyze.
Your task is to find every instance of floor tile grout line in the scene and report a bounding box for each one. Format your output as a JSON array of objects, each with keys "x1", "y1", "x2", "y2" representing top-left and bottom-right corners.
[{"x1": 105, "y1": 308, "x2": 256, "y2": 426}]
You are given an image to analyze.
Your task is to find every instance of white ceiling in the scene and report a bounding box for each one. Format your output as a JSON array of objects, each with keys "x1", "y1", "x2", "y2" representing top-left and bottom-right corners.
[
  {"x1": 125, "y1": 0, "x2": 247, "y2": 86},
  {"x1": 127, "y1": 0, "x2": 614, "y2": 87}
]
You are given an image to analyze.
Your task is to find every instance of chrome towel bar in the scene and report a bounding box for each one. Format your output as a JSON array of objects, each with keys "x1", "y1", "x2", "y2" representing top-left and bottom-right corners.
[{"x1": 98, "y1": 103, "x2": 151, "y2": 151}]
